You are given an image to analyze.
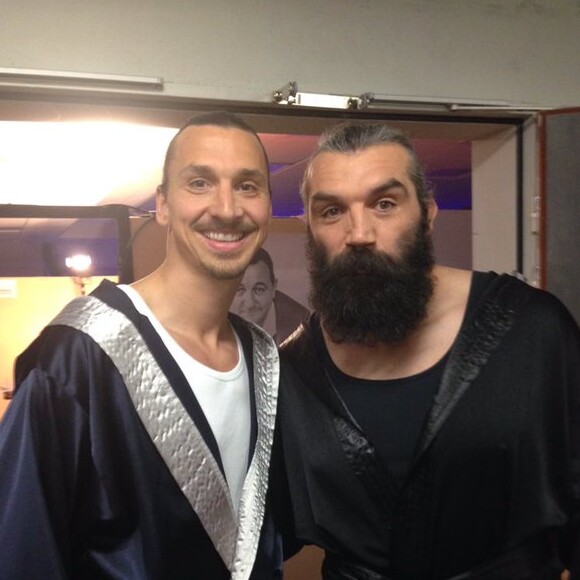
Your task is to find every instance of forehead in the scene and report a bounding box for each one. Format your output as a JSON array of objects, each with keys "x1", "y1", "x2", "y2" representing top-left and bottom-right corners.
[
  {"x1": 170, "y1": 125, "x2": 268, "y2": 173},
  {"x1": 309, "y1": 143, "x2": 413, "y2": 192}
]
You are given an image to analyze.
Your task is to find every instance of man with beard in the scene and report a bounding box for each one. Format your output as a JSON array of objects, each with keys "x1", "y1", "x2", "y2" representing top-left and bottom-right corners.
[
  {"x1": 0, "y1": 112, "x2": 281, "y2": 579},
  {"x1": 275, "y1": 121, "x2": 580, "y2": 579}
]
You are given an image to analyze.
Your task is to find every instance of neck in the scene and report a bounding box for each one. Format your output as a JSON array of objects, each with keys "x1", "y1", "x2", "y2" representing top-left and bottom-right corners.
[
  {"x1": 322, "y1": 323, "x2": 426, "y2": 381},
  {"x1": 131, "y1": 260, "x2": 239, "y2": 348}
]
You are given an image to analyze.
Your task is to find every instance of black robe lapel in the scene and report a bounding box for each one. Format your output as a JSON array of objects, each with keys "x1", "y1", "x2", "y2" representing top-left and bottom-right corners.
[{"x1": 413, "y1": 273, "x2": 531, "y2": 463}]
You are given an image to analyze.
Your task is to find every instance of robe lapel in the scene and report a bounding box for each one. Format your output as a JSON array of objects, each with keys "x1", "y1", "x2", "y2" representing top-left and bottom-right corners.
[
  {"x1": 231, "y1": 322, "x2": 280, "y2": 580},
  {"x1": 413, "y1": 274, "x2": 528, "y2": 463}
]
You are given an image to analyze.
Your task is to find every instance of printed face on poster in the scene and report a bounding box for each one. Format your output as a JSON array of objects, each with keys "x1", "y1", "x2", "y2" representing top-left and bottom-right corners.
[{"x1": 229, "y1": 218, "x2": 311, "y2": 344}]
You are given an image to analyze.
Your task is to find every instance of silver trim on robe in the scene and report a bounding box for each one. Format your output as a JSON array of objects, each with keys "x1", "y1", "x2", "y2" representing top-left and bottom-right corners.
[
  {"x1": 50, "y1": 294, "x2": 280, "y2": 580},
  {"x1": 231, "y1": 320, "x2": 280, "y2": 580}
]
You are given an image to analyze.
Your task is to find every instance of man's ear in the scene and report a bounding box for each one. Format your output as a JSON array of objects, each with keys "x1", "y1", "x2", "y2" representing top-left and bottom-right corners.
[
  {"x1": 155, "y1": 186, "x2": 169, "y2": 226},
  {"x1": 426, "y1": 198, "x2": 438, "y2": 233}
]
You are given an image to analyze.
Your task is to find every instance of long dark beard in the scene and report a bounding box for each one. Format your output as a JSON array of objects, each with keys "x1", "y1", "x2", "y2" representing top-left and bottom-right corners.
[{"x1": 307, "y1": 218, "x2": 435, "y2": 345}]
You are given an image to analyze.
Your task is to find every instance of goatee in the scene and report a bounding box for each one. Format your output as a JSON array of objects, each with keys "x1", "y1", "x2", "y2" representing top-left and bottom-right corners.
[{"x1": 307, "y1": 219, "x2": 435, "y2": 345}]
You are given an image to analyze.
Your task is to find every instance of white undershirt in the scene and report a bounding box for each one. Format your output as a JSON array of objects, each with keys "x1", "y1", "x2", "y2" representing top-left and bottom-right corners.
[{"x1": 118, "y1": 285, "x2": 251, "y2": 514}]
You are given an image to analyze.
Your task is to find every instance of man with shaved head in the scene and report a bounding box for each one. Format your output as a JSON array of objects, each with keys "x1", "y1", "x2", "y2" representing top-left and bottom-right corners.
[{"x1": 0, "y1": 112, "x2": 281, "y2": 579}]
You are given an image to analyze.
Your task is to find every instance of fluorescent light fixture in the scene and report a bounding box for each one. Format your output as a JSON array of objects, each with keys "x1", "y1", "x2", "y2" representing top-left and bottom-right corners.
[
  {"x1": 0, "y1": 121, "x2": 177, "y2": 206},
  {"x1": 0, "y1": 67, "x2": 163, "y2": 91}
]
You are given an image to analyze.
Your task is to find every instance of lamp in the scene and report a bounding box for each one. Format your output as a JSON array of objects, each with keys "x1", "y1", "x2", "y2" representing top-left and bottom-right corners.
[{"x1": 65, "y1": 254, "x2": 93, "y2": 295}]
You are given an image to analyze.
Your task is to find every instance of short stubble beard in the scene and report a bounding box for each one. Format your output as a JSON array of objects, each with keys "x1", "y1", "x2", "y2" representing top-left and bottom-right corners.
[{"x1": 307, "y1": 215, "x2": 435, "y2": 346}]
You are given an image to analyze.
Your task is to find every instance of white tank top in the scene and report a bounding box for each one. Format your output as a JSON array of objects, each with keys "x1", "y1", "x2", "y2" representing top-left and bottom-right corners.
[{"x1": 118, "y1": 285, "x2": 251, "y2": 514}]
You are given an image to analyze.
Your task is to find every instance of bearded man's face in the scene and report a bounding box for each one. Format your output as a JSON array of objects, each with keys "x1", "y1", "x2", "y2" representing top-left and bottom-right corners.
[{"x1": 304, "y1": 143, "x2": 437, "y2": 345}]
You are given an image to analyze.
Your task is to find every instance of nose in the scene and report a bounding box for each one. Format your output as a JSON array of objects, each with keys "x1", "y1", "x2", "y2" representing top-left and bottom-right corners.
[
  {"x1": 345, "y1": 208, "x2": 376, "y2": 247},
  {"x1": 209, "y1": 183, "x2": 243, "y2": 220}
]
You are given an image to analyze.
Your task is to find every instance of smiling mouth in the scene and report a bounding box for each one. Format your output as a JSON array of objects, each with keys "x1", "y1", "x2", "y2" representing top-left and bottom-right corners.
[{"x1": 203, "y1": 231, "x2": 246, "y2": 242}]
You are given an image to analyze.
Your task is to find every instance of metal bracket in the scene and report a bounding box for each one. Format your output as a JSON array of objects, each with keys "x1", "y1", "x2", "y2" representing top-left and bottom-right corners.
[{"x1": 272, "y1": 81, "x2": 360, "y2": 109}]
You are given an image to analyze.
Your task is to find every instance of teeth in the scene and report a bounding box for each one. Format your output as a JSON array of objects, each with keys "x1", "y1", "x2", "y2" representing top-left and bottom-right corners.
[{"x1": 204, "y1": 231, "x2": 244, "y2": 242}]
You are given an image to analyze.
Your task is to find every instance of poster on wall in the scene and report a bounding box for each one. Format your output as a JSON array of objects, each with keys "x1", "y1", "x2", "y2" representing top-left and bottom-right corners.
[{"x1": 230, "y1": 218, "x2": 311, "y2": 345}]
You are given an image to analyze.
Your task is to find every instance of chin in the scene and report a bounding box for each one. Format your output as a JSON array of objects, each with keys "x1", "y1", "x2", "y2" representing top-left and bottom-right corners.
[{"x1": 203, "y1": 258, "x2": 249, "y2": 281}]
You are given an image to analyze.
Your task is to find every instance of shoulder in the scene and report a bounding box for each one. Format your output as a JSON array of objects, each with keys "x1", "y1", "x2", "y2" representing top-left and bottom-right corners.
[
  {"x1": 513, "y1": 281, "x2": 578, "y2": 333},
  {"x1": 476, "y1": 270, "x2": 573, "y2": 320},
  {"x1": 279, "y1": 313, "x2": 316, "y2": 358},
  {"x1": 468, "y1": 271, "x2": 580, "y2": 345},
  {"x1": 14, "y1": 285, "x2": 135, "y2": 393},
  {"x1": 12, "y1": 323, "x2": 113, "y2": 414},
  {"x1": 18, "y1": 315, "x2": 104, "y2": 373}
]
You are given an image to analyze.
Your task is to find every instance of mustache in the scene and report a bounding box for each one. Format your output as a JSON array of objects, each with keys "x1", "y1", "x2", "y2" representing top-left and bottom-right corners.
[
  {"x1": 309, "y1": 244, "x2": 413, "y2": 281},
  {"x1": 193, "y1": 218, "x2": 257, "y2": 234}
]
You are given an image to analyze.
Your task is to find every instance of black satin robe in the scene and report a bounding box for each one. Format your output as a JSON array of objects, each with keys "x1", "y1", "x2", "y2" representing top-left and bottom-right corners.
[
  {"x1": 0, "y1": 281, "x2": 282, "y2": 579},
  {"x1": 275, "y1": 273, "x2": 580, "y2": 579}
]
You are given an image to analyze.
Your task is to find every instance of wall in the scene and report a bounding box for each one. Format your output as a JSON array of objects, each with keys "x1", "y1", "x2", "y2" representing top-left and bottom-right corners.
[
  {"x1": 1, "y1": 0, "x2": 580, "y2": 108},
  {"x1": 472, "y1": 127, "x2": 518, "y2": 275},
  {"x1": 0, "y1": 276, "x2": 116, "y2": 419}
]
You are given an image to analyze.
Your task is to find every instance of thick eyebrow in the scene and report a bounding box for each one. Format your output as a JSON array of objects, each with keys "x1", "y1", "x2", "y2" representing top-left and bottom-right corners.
[
  {"x1": 369, "y1": 178, "x2": 410, "y2": 199},
  {"x1": 310, "y1": 178, "x2": 409, "y2": 205},
  {"x1": 309, "y1": 191, "x2": 341, "y2": 205},
  {"x1": 178, "y1": 164, "x2": 267, "y2": 184}
]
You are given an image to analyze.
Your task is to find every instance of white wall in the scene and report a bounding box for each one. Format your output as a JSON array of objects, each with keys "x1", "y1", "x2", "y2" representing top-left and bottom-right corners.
[
  {"x1": 472, "y1": 127, "x2": 518, "y2": 275},
  {"x1": 1, "y1": 0, "x2": 580, "y2": 108}
]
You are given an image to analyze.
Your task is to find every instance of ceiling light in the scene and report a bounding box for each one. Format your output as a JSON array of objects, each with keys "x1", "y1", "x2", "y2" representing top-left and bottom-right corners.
[{"x1": 0, "y1": 121, "x2": 177, "y2": 207}]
